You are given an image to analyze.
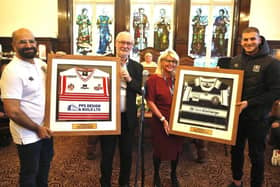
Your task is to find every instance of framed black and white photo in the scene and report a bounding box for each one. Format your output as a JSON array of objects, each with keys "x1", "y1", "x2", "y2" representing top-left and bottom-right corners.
[{"x1": 169, "y1": 66, "x2": 243, "y2": 145}]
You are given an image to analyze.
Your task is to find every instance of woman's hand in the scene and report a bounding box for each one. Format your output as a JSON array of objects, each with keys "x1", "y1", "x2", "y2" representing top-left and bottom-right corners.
[{"x1": 162, "y1": 120, "x2": 170, "y2": 135}]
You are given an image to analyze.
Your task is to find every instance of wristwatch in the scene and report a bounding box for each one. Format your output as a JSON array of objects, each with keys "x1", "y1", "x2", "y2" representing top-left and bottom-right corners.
[{"x1": 159, "y1": 116, "x2": 166, "y2": 122}]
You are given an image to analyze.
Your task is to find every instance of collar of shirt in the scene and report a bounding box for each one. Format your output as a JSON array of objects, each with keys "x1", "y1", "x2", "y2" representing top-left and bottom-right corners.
[{"x1": 121, "y1": 58, "x2": 129, "y2": 67}]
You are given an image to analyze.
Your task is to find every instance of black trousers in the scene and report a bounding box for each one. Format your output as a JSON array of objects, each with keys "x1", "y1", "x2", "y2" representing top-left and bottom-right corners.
[
  {"x1": 231, "y1": 117, "x2": 269, "y2": 187},
  {"x1": 16, "y1": 138, "x2": 54, "y2": 187},
  {"x1": 100, "y1": 113, "x2": 135, "y2": 186},
  {"x1": 270, "y1": 126, "x2": 280, "y2": 149}
]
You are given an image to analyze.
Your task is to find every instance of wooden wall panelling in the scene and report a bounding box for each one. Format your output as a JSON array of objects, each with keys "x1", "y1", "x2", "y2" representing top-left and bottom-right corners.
[
  {"x1": 115, "y1": 0, "x2": 131, "y2": 34},
  {"x1": 0, "y1": 37, "x2": 12, "y2": 52},
  {"x1": 174, "y1": 0, "x2": 190, "y2": 57},
  {"x1": 179, "y1": 55, "x2": 194, "y2": 66},
  {"x1": 232, "y1": 0, "x2": 250, "y2": 56},
  {"x1": 57, "y1": 0, "x2": 73, "y2": 54},
  {"x1": 36, "y1": 38, "x2": 58, "y2": 56},
  {"x1": 113, "y1": 0, "x2": 131, "y2": 54}
]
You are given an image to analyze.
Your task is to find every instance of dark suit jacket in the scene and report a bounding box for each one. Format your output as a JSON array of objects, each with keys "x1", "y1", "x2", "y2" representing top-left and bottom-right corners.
[
  {"x1": 125, "y1": 59, "x2": 143, "y2": 128},
  {"x1": 106, "y1": 53, "x2": 143, "y2": 128}
]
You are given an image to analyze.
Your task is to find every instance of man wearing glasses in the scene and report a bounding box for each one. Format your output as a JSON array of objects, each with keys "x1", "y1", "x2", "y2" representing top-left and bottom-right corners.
[{"x1": 99, "y1": 31, "x2": 143, "y2": 187}]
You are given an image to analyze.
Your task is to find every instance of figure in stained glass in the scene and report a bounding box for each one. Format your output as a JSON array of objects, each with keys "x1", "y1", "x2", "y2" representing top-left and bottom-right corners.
[
  {"x1": 154, "y1": 8, "x2": 170, "y2": 51},
  {"x1": 96, "y1": 8, "x2": 112, "y2": 54},
  {"x1": 212, "y1": 8, "x2": 230, "y2": 57},
  {"x1": 190, "y1": 8, "x2": 208, "y2": 56},
  {"x1": 133, "y1": 8, "x2": 149, "y2": 53},
  {"x1": 76, "y1": 8, "x2": 92, "y2": 55}
]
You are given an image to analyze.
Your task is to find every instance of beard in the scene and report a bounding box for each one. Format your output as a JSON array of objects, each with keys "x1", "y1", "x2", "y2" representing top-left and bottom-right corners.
[{"x1": 18, "y1": 47, "x2": 37, "y2": 59}]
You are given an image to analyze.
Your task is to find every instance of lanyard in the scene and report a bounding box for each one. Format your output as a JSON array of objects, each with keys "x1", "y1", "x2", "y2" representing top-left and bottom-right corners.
[{"x1": 164, "y1": 76, "x2": 174, "y2": 96}]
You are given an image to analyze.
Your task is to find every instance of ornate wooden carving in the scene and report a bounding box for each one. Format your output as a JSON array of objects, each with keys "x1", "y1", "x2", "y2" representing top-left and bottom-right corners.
[{"x1": 179, "y1": 55, "x2": 194, "y2": 66}]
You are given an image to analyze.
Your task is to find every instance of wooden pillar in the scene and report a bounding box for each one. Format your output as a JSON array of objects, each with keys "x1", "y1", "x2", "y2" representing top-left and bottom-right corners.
[
  {"x1": 174, "y1": 0, "x2": 190, "y2": 57},
  {"x1": 57, "y1": 0, "x2": 73, "y2": 54},
  {"x1": 115, "y1": 0, "x2": 131, "y2": 34},
  {"x1": 232, "y1": 0, "x2": 251, "y2": 55}
]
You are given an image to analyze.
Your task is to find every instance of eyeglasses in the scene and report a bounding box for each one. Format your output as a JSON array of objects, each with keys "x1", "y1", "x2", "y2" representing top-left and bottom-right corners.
[
  {"x1": 117, "y1": 40, "x2": 133, "y2": 46},
  {"x1": 162, "y1": 59, "x2": 177, "y2": 64}
]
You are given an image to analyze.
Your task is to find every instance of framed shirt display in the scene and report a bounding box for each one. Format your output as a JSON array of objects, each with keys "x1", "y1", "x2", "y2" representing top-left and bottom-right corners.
[
  {"x1": 46, "y1": 54, "x2": 120, "y2": 135},
  {"x1": 169, "y1": 66, "x2": 244, "y2": 145}
]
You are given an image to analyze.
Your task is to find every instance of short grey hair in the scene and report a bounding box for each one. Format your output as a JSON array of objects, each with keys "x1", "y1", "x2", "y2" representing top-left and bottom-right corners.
[{"x1": 115, "y1": 31, "x2": 134, "y2": 44}]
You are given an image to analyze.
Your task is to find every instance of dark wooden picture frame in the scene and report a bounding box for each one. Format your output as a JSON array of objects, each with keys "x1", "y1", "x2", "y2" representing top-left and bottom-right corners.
[
  {"x1": 45, "y1": 54, "x2": 121, "y2": 136},
  {"x1": 169, "y1": 66, "x2": 244, "y2": 145}
]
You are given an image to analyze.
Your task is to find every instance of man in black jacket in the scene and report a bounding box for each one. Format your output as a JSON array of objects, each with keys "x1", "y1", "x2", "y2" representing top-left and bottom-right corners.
[
  {"x1": 99, "y1": 31, "x2": 143, "y2": 187},
  {"x1": 227, "y1": 27, "x2": 280, "y2": 187}
]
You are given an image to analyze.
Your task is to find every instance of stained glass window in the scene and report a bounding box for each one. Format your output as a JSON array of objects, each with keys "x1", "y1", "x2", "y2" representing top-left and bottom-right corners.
[
  {"x1": 188, "y1": 0, "x2": 235, "y2": 67},
  {"x1": 130, "y1": 0, "x2": 175, "y2": 60},
  {"x1": 73, "y1": 0, "x2": 115, "y2": 56}
]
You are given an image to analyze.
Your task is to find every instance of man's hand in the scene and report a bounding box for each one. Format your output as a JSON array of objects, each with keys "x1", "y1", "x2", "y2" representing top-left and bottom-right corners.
[
  {"x1": 236, "y1": 101, "x2": 248, "y2": 114},
  {"x1": 272, "y1": 122, "x2": 280, "y2": 128},
  {"x1": 121, "y1": 69, "x2": 132, "y2": 82},
  {"x1": 37, "y1": 126, "x2": 52, "y2": 139}
]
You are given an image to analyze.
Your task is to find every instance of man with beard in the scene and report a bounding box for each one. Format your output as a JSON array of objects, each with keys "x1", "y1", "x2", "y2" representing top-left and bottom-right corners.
[
  {"x1": 1, "y1": 28, "x2": 53, "y2": 187},
  {"x1": 227, "y1": 27, "x2": 280, "y2": 187},
  {"x1": 99, "y1": 31, "x2": 143, "y2": 187}
]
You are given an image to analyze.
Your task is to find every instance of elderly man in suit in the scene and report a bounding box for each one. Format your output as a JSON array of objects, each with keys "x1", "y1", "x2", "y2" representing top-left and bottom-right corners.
[{"x1": 99, "y1": 31, "x2": 143, "y2": 187}]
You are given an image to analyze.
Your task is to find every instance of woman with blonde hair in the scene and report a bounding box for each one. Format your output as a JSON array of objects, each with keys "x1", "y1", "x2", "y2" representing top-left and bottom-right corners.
[{"x1": 146, "y1": 49, "x2": 184, "y2": 187}]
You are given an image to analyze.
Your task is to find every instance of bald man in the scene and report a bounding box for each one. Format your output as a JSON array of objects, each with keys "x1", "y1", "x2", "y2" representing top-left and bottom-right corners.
[{"x1": 1, "y1": 28, "x2": 53, "y2": 187}]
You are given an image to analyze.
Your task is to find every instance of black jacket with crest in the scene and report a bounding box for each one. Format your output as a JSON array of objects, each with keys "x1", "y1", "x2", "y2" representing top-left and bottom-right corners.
[{"x1": 229, "y1": 36, "x2": 280, "y2": 120}]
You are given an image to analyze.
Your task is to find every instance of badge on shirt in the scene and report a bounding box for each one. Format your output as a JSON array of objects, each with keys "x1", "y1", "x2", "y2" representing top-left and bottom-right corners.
[
  {"x1": 252, "y1": 65, "x2": 261, "y2": 72},
  {"x1": 211, "y1": 96, "x2": 220, "y2": 105},
  {"x1": 94, "y1": 84, "x2": 103, "y2": 91},
  {"x1": 67, "y1": 83, "x2": 75, "y2": 91},
  {"x1": 81, "y1": 84, "x2": 89, "y2": 89}
]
